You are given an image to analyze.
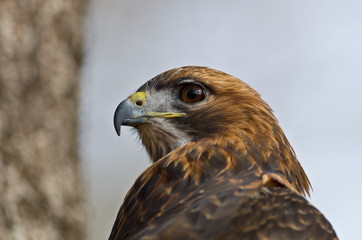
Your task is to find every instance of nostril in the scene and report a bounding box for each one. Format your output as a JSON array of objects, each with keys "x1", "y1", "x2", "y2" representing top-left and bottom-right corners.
[{"x1": 136, "y1": 100, "x2": 143, "y2": 106}]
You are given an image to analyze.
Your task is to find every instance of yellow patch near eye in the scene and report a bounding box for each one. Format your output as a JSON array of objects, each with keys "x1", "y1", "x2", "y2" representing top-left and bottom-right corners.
[
  {"x1": 147, "y1": 112, "x2": 186, "y2": 118},
  {"x1": 130, "y1": 92, "x2": 146, "y2": 107}
]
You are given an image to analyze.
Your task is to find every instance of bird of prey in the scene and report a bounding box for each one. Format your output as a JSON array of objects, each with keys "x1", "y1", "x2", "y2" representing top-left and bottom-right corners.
[{"x1": 110, "y1": 66, "x2": 337, "y2": 240}]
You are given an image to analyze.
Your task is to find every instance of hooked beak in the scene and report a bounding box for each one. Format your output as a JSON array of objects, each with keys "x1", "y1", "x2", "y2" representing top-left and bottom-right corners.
[
  {"x1": 113, "y1": 92, "x2": 186, "y2": 136},
  {"x1": 113, "y1": 98, "x2": 144, "y2": 136}
]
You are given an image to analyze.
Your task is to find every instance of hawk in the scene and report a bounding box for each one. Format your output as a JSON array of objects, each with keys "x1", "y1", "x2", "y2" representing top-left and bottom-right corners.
[{"x1": 110, "y1": 66, "x2": 337, "y2": 240}]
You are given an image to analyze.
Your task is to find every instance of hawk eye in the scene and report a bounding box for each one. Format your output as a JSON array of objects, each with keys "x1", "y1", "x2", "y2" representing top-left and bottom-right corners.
[{"x1": 180, "y1": 84, "x2": 205, "y2": 103}]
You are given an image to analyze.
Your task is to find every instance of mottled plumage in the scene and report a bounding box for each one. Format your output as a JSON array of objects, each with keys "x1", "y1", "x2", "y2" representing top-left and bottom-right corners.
[{"x1": 110, "y1": 66, "x2": 337, "y2": 240}]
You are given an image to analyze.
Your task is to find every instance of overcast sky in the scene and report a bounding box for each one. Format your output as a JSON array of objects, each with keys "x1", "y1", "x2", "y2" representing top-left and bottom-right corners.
[{"x1": 81, "y1": 1, "x2": 362, "y2": 239}]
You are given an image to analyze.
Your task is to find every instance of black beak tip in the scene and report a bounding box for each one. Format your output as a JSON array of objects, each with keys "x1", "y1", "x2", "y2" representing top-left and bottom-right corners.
[
  {"x1": 114, "y1": 103, "x2": 122, "y2": 136},
  {"x1": 114, "y1": 119, "x2": 121, "y2": 136},
  {"x1": 115, "y1": 126, "x2": 121, "y2": 136}
]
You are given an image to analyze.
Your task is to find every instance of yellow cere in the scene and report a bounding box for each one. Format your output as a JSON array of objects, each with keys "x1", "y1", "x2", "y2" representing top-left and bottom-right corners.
[{"x1": 130, "y1": 92, "x2": 146, "y2": 107}]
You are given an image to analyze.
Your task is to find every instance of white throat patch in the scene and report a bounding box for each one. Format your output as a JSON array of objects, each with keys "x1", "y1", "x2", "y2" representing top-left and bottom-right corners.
[{"x1": 137, "y1": 118, "x2": 191, "y2": 162}]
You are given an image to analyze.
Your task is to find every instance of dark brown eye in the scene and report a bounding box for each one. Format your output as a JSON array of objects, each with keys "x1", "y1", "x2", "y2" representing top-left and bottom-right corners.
[{"x1": 180, "y1": 84, "x2": 205, "y2": 103}]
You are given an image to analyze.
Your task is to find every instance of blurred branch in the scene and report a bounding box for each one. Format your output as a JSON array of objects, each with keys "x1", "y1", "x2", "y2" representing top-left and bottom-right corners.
[{"x1": 0, "y1": 0, "x2": 87, "y2": 239}]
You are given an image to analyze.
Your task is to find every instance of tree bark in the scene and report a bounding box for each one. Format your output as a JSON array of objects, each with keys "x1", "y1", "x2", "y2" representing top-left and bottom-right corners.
[{"x1": 0, "y1": 0, "x2": 87, "y2": 239}]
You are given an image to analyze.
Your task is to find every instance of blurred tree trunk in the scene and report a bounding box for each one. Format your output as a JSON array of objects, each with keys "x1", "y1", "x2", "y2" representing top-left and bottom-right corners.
[{"x1": 0, "y1": 0, "x2": 87, "y2": 239}]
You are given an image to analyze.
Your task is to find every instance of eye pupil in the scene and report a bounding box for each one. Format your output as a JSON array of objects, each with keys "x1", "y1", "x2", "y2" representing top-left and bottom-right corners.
[
  {"x1": 180, "y1": 84, "x2": 205, "y2": 103},
  {"x1": 187, "y1": 89, "x2": 198, "y2": 99}
]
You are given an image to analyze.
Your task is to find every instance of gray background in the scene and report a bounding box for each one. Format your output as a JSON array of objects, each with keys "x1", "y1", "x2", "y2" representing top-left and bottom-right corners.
[{"x1": 81, "y1": 1, "x2": 362, "y2": 239}]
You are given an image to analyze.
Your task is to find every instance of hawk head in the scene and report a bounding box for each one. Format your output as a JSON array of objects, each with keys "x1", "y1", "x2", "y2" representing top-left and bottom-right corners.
[{"x1": 114, "y1": 66, "x2": 310, "y2": 195}]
